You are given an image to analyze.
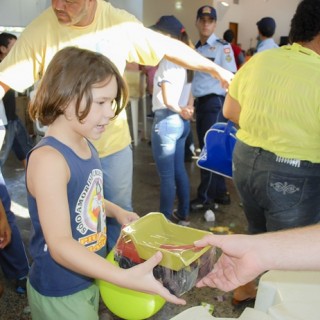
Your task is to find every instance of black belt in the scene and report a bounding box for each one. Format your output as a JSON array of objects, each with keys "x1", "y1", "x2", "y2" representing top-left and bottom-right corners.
[{"x1": 238, "y1": 140, "x2": 319, "y2": 168}]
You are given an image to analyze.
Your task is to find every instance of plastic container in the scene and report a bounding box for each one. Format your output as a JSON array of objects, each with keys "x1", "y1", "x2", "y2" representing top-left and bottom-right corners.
[{"x1": 113, "y1": 212, "x2": 216, "y2": 296}]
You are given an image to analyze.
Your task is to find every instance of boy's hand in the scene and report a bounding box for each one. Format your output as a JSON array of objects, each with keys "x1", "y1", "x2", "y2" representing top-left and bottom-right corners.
[
  {"x1": 117, "y1": 210, "x2": 139, "y2": 226},
  {"x1": 125, "y1": 251, "x2": 186, "y2": 305}
]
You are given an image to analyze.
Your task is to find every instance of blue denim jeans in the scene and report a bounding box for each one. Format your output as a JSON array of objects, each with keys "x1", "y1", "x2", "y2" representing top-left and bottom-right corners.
[
  {"x1": 151, "y1": 109, "x2": 190, "y2": 219},
  {"x1": 100, "y1": 145, "x2": 133, "y2": 252},
  {"x1": 0, "y1": 118, "x2": 34, "y2": 166},
  {"x1": 233, "y1": 140, "x2": 320, "y2": 234},
  {"x1": 194, "y1": 94, "x2": 228, "y2": 202}
]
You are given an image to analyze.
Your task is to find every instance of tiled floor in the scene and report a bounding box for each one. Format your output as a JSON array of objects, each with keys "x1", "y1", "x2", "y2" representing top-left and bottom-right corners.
[{"x1": 0, "y1": 120, "x2": 253, "y2": 319}]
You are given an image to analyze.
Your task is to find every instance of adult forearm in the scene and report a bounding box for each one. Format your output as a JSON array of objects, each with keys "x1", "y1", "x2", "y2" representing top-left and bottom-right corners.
[
  {"x1": 164, "y1": 39, "x2": 233, "y2": 89},
  {"x1": 257, "y1": 225, "x2": 320, "y2": 272},
  {"x1": 165, "y1": 40, "x2": 218, "y2": 73}
]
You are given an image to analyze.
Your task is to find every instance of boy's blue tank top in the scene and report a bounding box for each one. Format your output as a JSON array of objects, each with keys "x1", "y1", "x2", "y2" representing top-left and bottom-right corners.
[{"x1": 27, "y1": 136, "x2": 107, "y2": 297}]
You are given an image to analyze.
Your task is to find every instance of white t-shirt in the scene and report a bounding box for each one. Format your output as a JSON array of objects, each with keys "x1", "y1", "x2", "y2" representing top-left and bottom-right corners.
[
  {"x1": 0, "y1": 100, "x2": 7, "y2": 126},
  {"x1": 152, "y1": 59, "x2": 187, "y2": 112}
]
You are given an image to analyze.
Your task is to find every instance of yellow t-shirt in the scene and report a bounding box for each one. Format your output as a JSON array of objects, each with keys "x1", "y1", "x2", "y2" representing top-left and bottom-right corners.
[
  {"x1": 0, "y1": 0, "x2": 166, "y2": 157},
  {"x1": 229, "y1": 43, "x2": 320, "y2": 163}
]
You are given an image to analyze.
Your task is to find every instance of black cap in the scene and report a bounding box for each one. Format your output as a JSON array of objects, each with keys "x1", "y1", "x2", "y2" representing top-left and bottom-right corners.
[
  {"x1": 257, "y1": 17, "x2": 276, "y2": 37},
  {"x1": 196, "y1": 6, "x2": 217, "y2": 20},
  {"x1": 151, "y1": 15, "x2": 185, "y2": 38}
]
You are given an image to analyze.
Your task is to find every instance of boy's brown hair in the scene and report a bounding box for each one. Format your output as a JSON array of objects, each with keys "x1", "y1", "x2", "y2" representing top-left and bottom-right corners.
[{"x1": 29, "y1": 46, "x2": 128, "y2": 125}]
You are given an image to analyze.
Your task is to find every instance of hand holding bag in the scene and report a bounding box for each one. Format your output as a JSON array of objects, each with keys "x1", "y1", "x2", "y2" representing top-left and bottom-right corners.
[{"x1": 197, "y1": 121, "x2": 237, "y2": 179}]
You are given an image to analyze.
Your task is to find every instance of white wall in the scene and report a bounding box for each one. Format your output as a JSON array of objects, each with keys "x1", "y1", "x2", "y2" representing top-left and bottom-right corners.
[
  {"x1": 143, "y1": 0, "x2": 210, "y2": 42},
  {"x1": 0, "y1": 0, "x2": 50, "y2": 27},
  {"x1": 109, "y1": 0, "x2": 143, "y2": 20},
  {"x1": 212, "y1": 0, "x2": 301, "y2": 50},
  {"x1": 142, "y1": 0, "x2": 300, "y2": 50}
]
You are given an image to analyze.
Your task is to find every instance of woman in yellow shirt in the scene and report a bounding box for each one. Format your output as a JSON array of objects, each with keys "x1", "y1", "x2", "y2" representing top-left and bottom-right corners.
[{"x1": 223, "y1": 0, "x2": 320, "y2": 304}]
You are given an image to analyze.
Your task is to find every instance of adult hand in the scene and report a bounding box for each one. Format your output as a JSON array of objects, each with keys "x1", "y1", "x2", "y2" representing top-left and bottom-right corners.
[
  {"x1": 180, "y1": 105, "x2": 194, "y2": 120},
  {"x1": 210, "y1": 66, "x2": 234, "y2": 90},
  {"x1": 194, "y1": 234, "x2": 264, "y2": 292}
]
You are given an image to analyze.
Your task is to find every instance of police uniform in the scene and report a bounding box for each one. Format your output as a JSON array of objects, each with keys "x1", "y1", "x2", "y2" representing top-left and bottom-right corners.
[
  {"x1": 191, "y1": 32, "x2": 237, "y2": 207},
  {"x1": 256, "y1": 17, "x2": 278, "y2": 53},
  {"x1": 192, "y1": 33, "x2": 236, "y2": 98},
  {"x1": 256, "y1": 38, "x2": 279, "y2": 52}
]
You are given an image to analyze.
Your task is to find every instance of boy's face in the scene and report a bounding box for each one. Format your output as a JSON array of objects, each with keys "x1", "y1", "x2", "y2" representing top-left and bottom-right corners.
[
  {"x1": 51, "y1": 0, "x2": 95, "y2": 27},
  {"x1": 67, "y1": 76, "x2": 118, "y2": 141}
]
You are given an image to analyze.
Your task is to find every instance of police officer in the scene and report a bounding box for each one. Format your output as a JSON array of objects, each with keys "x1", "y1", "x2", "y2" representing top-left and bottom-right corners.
[
  {"x1": 256, "y1": 17, "x2": 279, "y2": 53},
  {"x1": 191, "y1": 5, "x2": 237, "y2": 211}
]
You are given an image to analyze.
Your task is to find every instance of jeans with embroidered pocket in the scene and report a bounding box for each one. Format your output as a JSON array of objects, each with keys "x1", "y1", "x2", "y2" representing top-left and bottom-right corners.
[{"x1": 233, "y1": 140, "x2": 320, "y2": 234}]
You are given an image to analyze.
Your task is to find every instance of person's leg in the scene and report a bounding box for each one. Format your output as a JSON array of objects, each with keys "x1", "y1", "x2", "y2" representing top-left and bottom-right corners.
[
  {"x1": 151, "y1": 110, "x2": 182, "y2": 219},
  {"x1": 195, "y1": 112, "x2": 215, "y2": 204},
  {"x1": 193, "y1": 98, "x2": 228, "y2": 208},
  {"x1": 0, "y1": 217, "x2": 30, "y2": 277},
  {"x1": 232, "y1": 141, "x2": 266, "y2": 303},
  {"x1": 0, "y1": 219, "x2": 30, "y2": 294},
  {"x1": 174, "y1": 120, "x2": 190, "y2": 220},
  {"x1": 11, "y1": 118, "x2": 34, "y2": 165},
  {"x1": 100, "y1": 145, "x2": 133, "y2": 252},
  {"x1": 184, "y1": 126, "x2": 195, "y2": 162},
  {"x1": 0, "y1": 119, "x2": 5, "y2": 149},
  {"x1": 232, "y1": 141, "x2": 268, "y2": 234},
  {"x1": 204, "y1": 96, "x2": 229, "y2": 201},
  {"x1": 0, "y1": 121, "x2": 15, "y2": 167},
  {"x1": 0, "y1": 170, "x2": 30, "y2": 293}
]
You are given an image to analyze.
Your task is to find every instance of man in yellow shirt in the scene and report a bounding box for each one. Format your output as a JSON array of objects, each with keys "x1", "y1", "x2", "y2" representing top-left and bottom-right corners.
[{"x1": 0, "y1": 0, "x2": 233, "y2": 251}]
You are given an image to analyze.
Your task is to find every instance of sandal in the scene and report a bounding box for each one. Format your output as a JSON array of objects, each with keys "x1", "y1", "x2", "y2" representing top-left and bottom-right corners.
[{"x1": 232, "y1": 280, "x2": 257, "y2": 305}]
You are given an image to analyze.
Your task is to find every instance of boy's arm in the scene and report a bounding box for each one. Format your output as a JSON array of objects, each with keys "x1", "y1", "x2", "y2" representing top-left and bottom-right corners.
[{"x1": 104, "y1": 199, "x2": 139, "y2": 225}]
